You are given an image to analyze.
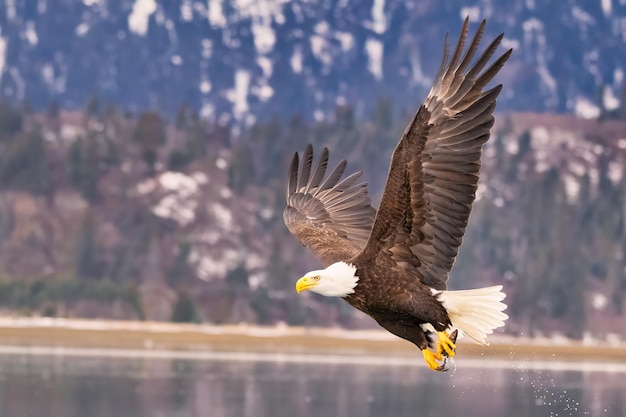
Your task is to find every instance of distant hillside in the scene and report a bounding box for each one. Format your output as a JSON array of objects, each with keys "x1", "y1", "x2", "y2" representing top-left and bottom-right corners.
[
  {"x1": 0, "y1": 99, "x2": 625, "y2": 340},
  {"x1": 2, "y1": 1, "x2": 626, "y2": 121}
]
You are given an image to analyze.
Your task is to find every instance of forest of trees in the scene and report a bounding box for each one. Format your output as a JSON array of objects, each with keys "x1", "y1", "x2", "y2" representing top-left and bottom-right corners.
[{"x1": 0, "y1": 97, "x2": 625, "y2": 340}]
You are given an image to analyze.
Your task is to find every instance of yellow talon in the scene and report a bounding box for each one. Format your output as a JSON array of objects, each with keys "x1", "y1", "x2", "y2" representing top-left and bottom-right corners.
[
  {"x1": 436, "y1": 331, "x2": 457, "y2": 358},
  {"x1": 422, "y1": 349, "x2": 444, "y2": 371}
]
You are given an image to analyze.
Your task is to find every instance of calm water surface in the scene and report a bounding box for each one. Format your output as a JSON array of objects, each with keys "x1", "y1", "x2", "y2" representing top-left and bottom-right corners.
[{"x1": 0, "y1": 351, "x2": 623, "y2": 417}]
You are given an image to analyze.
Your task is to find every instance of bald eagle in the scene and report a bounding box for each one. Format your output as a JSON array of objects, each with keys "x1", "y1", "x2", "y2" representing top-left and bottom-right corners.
[{"x1": 284, "y1": 18, "x2": 512, "y2": 371}]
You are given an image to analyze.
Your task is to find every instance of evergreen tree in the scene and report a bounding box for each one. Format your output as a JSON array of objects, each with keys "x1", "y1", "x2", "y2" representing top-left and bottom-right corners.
[
  {"x1": 76, "y1": 210, "x2": 100, "y2": 280},
  {"x1": 372, "y1": 96, "x2": 393, "y2": 132},
  {"x1": 171, "y1": 290, "x2": 200, "y2": 323},
  {"x1": 134, "y1": 111, "x2": 167, "y2": 176},
  {"x1": 175, "y1": 102, "x2": 190, "y2": 130},
  {"x1": 0, "y1": 101, "x2": 24, "y2": 139},
  {"x1": 85, "y1": 94, "x2": 101, "y2": 120},
  {"x1": 66, "y1": 134, "x2": 102, "y2": 204},
  {"x1": 0, "y1": 129, "x2": 48, "y2": 194}
]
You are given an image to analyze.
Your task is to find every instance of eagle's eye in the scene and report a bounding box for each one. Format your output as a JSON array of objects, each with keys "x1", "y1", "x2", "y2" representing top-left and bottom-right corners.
[{"x1": 313, "y1": 276, "x2": 321, "y2": 281}]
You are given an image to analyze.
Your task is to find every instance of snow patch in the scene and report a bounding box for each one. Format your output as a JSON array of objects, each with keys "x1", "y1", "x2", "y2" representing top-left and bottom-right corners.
[
  {"x1": 608, "y1": 159, "x2": 622, "y2": 183},
  {"x1": 314, "y1": 21, "x2": 329, "y2": 35},
  {"x1": 335, "y1": 32, "x2": 354, "y2": 51},
  {"x1": 5, "y1": 0, "x2": 16, "y2": 20},
  {"x1": 200, "y1": 80, "x2": 212, "y2": 94},
  {"x1": 460, "y1": 6, "x2": 481, "y2": 22},
  {"x1": 537, "y1": 66, "x2": 557, "y2": 96},
  {"x1": 251, "y1": 83, "x2": 274, "y2": 101},
  {"x1": 200, "y1": 102, "x2": 214, "y2": 119},
  {"x1": 291, "y1": 47, "x2": 303, "y2": 74},
  {"x1": 371, "y1": 0, "x2": 386, "y2": 34},
  {"x1": 250, "y1": 19, "x2": 275, "y2": 54},
  {"x1": 564, "y1": 174, "x2": 581, "y2": 200},
  {"x1": 192, "y1": 172, "x2": 208, "y2": 185},
  {"x1": 592, "y1": 293, "x2": 608, "y2": 310},
  {"x1": 171, "y1": 55, "x2": 183, "y2": 66},
  {"x1": 24, "y1": 21, "x2": 38, "y2": 46},
  {"x1": 0, "y1": 35, "x2": 6, "y2": 77},
  {"x1": 180, "y1": 0, "x2": 193, "y2": 21},
  {"x1": 603, "y1": 86, "x2": 620, "y2": 110},
  {"x1": 365, "y1": 38, "x2": 384, "y2": 80},
  {"x1": 231, "y1": 0, "x2": 290, "y2": 54},
  {"x1": 148, "y1": 172, "x2": 206, "y2": 226},
  {"x1": 220, "y1": 188, "x2": 232, "y2": 199},
  {"x1": 216, "y1": 158, "x2": 228, "y2": 169},
  {"x1": 208, "y1": 0, "x2": 226, "y2": 27},
  {"x1": 310, "y1": 35, "x2": 332, "y2": 68},
  {"x1": 76, "y1": 23, "x2": 90, "y2": 36},
  {"x1": 38, "y1": 0, "x2": 47, "y2": 14},
  {"x1": 572, "y1": 6, "x2": 595, "y2": 26},
  {"x1": 225, "y1": 70, "x2": 251, "y2": 121},
  {"x1": 601, "y1": 0, "x2": 612, "y2": 17},
  {"x1": 41, "y1": 64, "x2": 55, "y2": 87},
  {"x1": 615, "y1": 68, "x2": 624, "y2": 85},
  {"x1": 501, "y1": 37, "x2": 520, "y2": 50},
  {"x1": 212, "y1": 203, "x2": 234, "y2": 231},
  {"x1": 257, "y1": 56, "x2": 273, "y2": 78},
  {"x1": 9, "y1": 67, "x2": 25, "y2": 100},
  {"x1": 410, "y1": 50, "x2": 429, "y2": 86},
  {"x1": 574, "y1": 97, "x2": 601, "y2": 119},
  {"x1": 201, "y1": 39, "x2": 213, "y2": 59},
  {"x1": 128, "y1": 0, "x2": 157, "y2": 36}
]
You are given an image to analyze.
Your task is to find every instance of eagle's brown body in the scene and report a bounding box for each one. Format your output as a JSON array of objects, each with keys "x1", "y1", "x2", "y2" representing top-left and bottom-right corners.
[
  {"x1": 346, "y1": 265, "x2": 451, "y2": 350},
  {"x1": 284, "y1": 18, "x2": 511, "y2": 363}
]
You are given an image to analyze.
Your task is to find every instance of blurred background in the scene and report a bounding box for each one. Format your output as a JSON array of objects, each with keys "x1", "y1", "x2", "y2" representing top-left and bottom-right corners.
[
  {"x1": 0, "y1": 0, "x2": 625, "y2": 340},
  {"x1": 1, "y1": 1, "x2": 626, "y2": 416}
]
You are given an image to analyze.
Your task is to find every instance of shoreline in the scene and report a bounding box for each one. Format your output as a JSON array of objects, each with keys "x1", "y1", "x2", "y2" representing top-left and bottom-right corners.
[{"x1": 0, "y1": 317, "x2": 623, "y2": 365}]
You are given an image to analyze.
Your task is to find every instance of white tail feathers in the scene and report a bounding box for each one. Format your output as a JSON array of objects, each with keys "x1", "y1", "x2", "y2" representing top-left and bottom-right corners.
[{"x1": 436, "y1": 285, "x2": 508, "y2": 345}]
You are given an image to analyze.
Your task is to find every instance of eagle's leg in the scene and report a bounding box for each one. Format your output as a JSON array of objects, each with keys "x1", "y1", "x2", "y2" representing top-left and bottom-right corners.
[
  {"x1": 375, "y1": 319, "x2": 448, "y2": 371},
  {"x1": 436, "y1": 330, "x2": 457, "y2": 358}
]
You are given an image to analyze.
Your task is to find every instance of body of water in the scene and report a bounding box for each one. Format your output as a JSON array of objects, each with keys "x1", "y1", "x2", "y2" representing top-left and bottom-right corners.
[{"x1": 0, "y1": 350, "x2": 623, "y2": 417}]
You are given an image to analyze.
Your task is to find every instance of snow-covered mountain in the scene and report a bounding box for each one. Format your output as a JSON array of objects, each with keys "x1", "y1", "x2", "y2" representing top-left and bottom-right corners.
[{"x1": 1, "y1": 0, "x2": 625, "y2": 122}]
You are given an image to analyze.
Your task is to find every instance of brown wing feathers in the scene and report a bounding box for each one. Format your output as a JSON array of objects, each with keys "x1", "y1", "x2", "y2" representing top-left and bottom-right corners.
[
  {"x1": 355, "y1": 18, "x2": 511, "y2": 289},
  {"x1": 415, "y1": 19, "x2": 512, "y2": 286},
  {"x1": 284, "y1": 144, "x2": 376, "y2": 266},
  {"x1": 283, "y1": 18, "x2": 510, "y2": 290}
]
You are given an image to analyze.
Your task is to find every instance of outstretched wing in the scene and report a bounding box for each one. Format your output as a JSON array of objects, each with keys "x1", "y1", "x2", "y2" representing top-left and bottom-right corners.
[
  {"x1": 356, "y1": 18, "x2": 512, "y2": 290},
  {"x1": 284, "y1": 144, "x2": 376, "y2": 267}
]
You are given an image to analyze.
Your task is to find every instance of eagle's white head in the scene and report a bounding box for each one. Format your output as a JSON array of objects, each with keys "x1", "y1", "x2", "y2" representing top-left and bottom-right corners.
[{"x1": 295, "y1": 261, "x2": 359, "y2": 297}]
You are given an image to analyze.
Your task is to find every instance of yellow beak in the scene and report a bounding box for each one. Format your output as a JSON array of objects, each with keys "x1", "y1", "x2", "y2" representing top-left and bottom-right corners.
[{"x1": 296, "y1": 277, "x2": 318, "y2": 293}]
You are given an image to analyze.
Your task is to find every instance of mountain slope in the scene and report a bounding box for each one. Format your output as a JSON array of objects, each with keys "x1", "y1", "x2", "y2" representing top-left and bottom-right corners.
[{"x1": 1, "y1": 0, "x2": 625, "y2": 121}]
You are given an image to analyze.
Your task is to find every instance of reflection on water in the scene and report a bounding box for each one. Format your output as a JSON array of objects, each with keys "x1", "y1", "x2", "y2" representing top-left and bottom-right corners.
[{"x1": 0, "y1": 352, "x2": 623, "y2": 417}]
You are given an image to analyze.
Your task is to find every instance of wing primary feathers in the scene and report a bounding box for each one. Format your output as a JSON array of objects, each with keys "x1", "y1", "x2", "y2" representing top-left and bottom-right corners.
[
  {"x1": 284, "y1": 144, "x2": 376, "y2": 266},
  {"x1": 287, "y1": 152, "x2": 299, "y2": 200},
  {"x1": 298, "y1": 144, "x2": 314, "y2": 190},
  {"x1": 466, "y1": 33, "x2": 505, "y2": 80},
  {"x1": 472, "y1": 49, "x2": 513, "y2": 91},
  {"x1": 317, "y1": 160, "x2": 348, "y2": 193},
  {"x1": 324, "y1": 183, "x2": 369, "y2": 207},
  {"x1": 442, "y1": 17, "x2": 470, "y2": 88},
  {"x1": 442, "y1": 20, "x2": 487, "y2": 103},
  {"x1": 326, "y1": 171, "x2": 363, "y2": 193},
  {"x1": 456, "y1": 19, "x2": 486, "y2": 74},
  {"x1": 348, "y1": 18, "x2": 510, "y2": 291},
  {"x1": 305, "y1": 147, "x2": 330, "y2": 194}
]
